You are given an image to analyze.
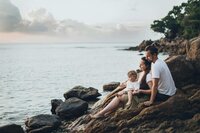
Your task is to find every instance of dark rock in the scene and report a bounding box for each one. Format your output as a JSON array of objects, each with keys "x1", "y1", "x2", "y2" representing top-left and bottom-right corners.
[
  {"x1": 0, "y1": 124, "x2": 24, "y2": 133},
  {"x1": 55, "y1": 97, "x2": 88, "y2": 119},
  {"x1": 103, "y1": 82, "x2": 120, "y2": 91},
  {"x1": 166, "y1": 55, "x2": 195, "y2": 88},
  {"x1": 181, "y1": 84, "x2": 199, "y2": 97},
  {"x1": 51, "y1": 99, "x2": 63, "y2": 114},
  {"x1": 25, "y1": 114, "x2": 61, "y2": 133},
  {"x1": 64, "y1": 86, "x2": 101, "y2": 101},
  {"x1": 124, "y1": 46, "x2": 139, "y2": 51},
  {"x1": 138, "y1": 52, "x2": 144, "y2": 55}
]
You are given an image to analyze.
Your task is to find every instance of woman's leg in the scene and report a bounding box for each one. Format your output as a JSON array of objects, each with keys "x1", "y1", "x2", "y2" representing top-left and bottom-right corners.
[
  {"x1": 98, "y1": 96, "x2": 121, "y2": 115},
  {"x1": 91, "y1": 96, "x2": 121, "y2": 118}
]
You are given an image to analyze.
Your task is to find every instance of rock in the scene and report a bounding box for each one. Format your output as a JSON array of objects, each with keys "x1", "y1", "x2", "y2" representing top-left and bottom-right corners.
[
  {"x1": 64, "y1": 92, "x2": 200, "y2": 133},
  {"x1": 124, "y1": 46, "x2": 139, "y2": 51},
  {"x1": 64, "y1": 86, "x2": 101, "y2": 101},
  {"x1": 51, "y1": 99, "x2": 63, "y2": 114},
  {"x1": 103, "y1": 82, "x2": 120, "y2": 91},
  {"x1": 127, "y1": 37, "x2": 188, "y2": 56},
  {"x1": 55, "y1": 97, "x2": 88, "y2": 119},
  {"x1": 165, "y1": 55, "x2": 195, "y2": 88},
  {"x1": 187, "y1": 36, "x2": 200, "y2": 76},
  {"x1": 138, "y1": 95, "x2": 191, "y2": 120},
  {"x1": 0, "y1": 124, "x2": 24, "y2": 133},
  {"x1": 138, "y1": 40, "x2": 153, "y2": 52},
  {"x1": 25, "y1": 114, "x2": 61, "y2": 133},
  {"x1": 181, "y1": 84, "x2": 199, "y2": 97}
]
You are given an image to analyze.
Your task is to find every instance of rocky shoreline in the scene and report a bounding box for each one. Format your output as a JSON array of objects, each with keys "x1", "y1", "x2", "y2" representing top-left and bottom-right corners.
[{"x1": 1, "y1": 36, "x2": 200, "y2": 133}]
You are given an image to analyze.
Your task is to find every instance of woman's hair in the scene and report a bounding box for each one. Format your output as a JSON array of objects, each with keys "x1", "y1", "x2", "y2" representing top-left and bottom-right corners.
[
  {"x1": 140, "y1": 57, "x2": 151, "y2": 89},
  {"x1": 141, "y1": 57, "x2": 151, "y2": 73}
]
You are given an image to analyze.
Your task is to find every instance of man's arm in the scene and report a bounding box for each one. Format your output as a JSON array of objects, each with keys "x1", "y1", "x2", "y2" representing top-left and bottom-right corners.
[
  {"x1": 144, "y1": 78, "x2": 159, "y2": 106},
  {"x1": 150, "y1": 78, "x2": 159, "y2": 102}
]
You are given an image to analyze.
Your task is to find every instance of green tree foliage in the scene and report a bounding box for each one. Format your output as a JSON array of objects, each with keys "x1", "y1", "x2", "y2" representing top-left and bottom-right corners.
[{"x1": 151, "y1": 0, "x2": 200, "y2": 39}]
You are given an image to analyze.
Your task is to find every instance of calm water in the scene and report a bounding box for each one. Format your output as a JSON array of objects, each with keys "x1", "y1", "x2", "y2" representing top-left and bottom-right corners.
[{"x1": 0, "y1": 43, "x2": 167, "y2": 126}]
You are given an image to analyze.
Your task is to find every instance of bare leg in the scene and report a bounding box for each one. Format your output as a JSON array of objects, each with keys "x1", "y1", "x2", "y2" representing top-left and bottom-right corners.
[
  {"x1": 126, "y1": 90, "x2": 132, "y2": 105},
  {"x1": 91, "y1": 96, "x2": 121, "y2": 118}
]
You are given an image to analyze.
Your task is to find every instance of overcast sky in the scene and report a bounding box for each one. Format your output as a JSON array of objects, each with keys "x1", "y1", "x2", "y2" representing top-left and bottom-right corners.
[{"x1": 0, "y1": 0, "x2": 187, "y2": 43}]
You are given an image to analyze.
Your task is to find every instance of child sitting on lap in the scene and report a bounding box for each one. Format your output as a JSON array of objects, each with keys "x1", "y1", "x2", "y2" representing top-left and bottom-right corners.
[{"x1": 117, "y1": 70, "x2": 140, "y2": 106}]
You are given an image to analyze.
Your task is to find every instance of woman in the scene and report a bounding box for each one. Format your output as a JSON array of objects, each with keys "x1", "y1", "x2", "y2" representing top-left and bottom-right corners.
[{"x1": 90, "y1": 57, "x2": 152, "y2": 118}]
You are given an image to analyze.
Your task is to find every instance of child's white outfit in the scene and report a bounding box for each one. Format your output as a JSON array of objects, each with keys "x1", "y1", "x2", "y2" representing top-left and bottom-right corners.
[{"x1": 124, "y1": 80, "x2": 140, "y2": 92}]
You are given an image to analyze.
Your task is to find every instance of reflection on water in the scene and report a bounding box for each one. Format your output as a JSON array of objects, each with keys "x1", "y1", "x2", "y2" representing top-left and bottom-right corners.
[{"x1": 0, "y1": 43, "x2": 168, "y2": 126}]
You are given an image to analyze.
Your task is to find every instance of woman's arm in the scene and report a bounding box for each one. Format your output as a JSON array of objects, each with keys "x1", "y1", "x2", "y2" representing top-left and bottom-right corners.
[{"x1": 138, "y1": 81, "x2": 152, "y2": 94}]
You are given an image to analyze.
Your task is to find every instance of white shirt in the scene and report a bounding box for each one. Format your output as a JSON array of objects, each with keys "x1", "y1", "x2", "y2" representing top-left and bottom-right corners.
[
  {"x1": 151, "y1": 59, "x2": 176, "y2": 96},
  {"x1": 146, "y1": 73, "x2": 152, "y2": 83},
  {"x1": 124, "y1": 80, "x2": 140, "y2": 91},
  {"x1": 138, "y1": 71, "x2": 152, "y2": 83}
]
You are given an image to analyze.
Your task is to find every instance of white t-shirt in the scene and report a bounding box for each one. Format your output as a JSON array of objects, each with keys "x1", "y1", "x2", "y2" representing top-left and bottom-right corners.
[
  {"x1": 138, "y1": 71, "x2": 152, "y2": 83},
  {"x1": 151, "y1": 59, "x2": 176, "y2": 96},
  {"x1": 146, "y1": 73, "x2": 152, "y2": 83},
  {"x1": 124, "y1": 81, "x2": 140, "y2": 91}
]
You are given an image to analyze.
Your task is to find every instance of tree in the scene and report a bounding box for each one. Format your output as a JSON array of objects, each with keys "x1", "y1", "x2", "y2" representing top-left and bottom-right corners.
[{"x1": 151, "y1": 0, "x2": 200, "y2": 39}]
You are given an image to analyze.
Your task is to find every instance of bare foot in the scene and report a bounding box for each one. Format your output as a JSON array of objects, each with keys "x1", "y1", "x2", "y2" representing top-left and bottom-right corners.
[{"x1": 89, "y1": 113, "x2": 104, "y2": 119}]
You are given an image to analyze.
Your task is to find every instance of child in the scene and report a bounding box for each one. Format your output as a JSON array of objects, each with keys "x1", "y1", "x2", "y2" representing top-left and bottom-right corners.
[{"x1": 117, "y1": 70, "x2": 140, "y2": 106}]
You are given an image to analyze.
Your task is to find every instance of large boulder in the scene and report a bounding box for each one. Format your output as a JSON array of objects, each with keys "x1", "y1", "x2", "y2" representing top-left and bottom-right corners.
[
  {"x1": 55, "y1": 97, "x2": 88, "y2": 119},
  {"x1": 165, "y1": 55, "x2": 195, "y2": 88},
  {"x1": 187, "y1": 36, "x2": 200, "y2": 76},
  {"x1": 25, "y1": 114, "x2": 61, "y2": 133},
  {"x1": 64, "y1": 86, "x2": 101, "y2": 101},
  {"x1": 103, "y1": 82, "x2": 120, "y2": 91},
  {"x1": 0, "y1": 124, "x2": 24, "y2": 133},
  {"x1": 51, "y1": 99, "x2": 63, "y2": 114}
]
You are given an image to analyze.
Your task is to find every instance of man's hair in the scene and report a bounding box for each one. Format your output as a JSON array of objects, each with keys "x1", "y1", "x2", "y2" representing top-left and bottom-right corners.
[
  {"x1": 127, "y1": 70, "x2": 137, "y2": 78},
  {"x1": 145, "y1": 45, "x2": 158, "y2": 55}
]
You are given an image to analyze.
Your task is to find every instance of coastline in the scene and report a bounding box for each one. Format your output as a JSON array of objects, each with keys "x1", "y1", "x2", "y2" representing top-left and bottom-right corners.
[{"x1": 1, "y1": 36, "x2": 200, "y2": 133}]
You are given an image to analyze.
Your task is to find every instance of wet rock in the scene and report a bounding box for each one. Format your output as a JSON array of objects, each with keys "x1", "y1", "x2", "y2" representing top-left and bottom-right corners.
[
  {"x1": 166, "y1": 55, "x2": 195, "y2": 88},
  {"x1": 55, "y1": 97, "x2": 88, "y2": 120},
  {"x1": 103, "y1": 82, "x2": 120, "y2": 91},
  {"x1": 0, "y1": 124, "x2": 24, "y2": 133},
  {"x1": 64, "y1": 86, "x2": 101, "y2": 101},
  {"x1": 25, "y1": 114, "x2": 61, "y2": 133},
  {"x1": 51, "y1": 99, "x2": 63, "y2": 114}
]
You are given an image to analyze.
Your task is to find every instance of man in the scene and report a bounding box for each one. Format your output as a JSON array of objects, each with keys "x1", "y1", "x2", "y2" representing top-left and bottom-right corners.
[{"x1": 144, "y1": 45, "x2": 176, "y2": 106}]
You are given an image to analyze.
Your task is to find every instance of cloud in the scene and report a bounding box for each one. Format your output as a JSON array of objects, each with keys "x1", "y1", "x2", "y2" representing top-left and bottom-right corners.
[
  {"x1": 0, "y1": 0, "x2": 160, "y2": 42},
  {"x1": 0, "y1": 0, "x2": 22, "y2": 31}
]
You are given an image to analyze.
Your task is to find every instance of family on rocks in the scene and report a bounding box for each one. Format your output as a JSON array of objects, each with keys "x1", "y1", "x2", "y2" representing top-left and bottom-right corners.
[{"x1": 1, "y1": 36, "x2": 200, "y2": 133}]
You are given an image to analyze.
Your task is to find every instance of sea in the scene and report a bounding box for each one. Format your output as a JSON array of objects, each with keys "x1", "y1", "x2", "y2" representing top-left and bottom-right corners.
[{"x1": 0, "y1": 43, "x2": 168, "y2": 126}]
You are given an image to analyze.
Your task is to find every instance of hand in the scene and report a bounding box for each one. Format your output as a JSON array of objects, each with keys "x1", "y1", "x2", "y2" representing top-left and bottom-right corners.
[
  {"x1": 120, "y1": 82, "x2": 126, "y2": 88},
  {"x1": 133, "y1": 89, "x2": 140, "y2": 94},
  {"x1": 143, "y1": 101, "x2": 153, "y2": 106}
]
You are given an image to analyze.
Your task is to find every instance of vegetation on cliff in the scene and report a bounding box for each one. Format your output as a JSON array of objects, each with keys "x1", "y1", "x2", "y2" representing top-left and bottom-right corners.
[{"x1": 151, "y1": 0, "x2": 200, "y2": 39}]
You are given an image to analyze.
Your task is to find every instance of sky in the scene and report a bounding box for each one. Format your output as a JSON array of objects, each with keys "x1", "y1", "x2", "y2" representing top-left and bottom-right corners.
[{"x1": 0, "y1": 0, "x2": 187, "y2": 43}]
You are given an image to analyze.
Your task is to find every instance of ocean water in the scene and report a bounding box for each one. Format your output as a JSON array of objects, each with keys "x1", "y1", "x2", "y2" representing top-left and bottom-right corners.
[{"x1": 0, "y1": 43, "x2": 168, "y2": 126}]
